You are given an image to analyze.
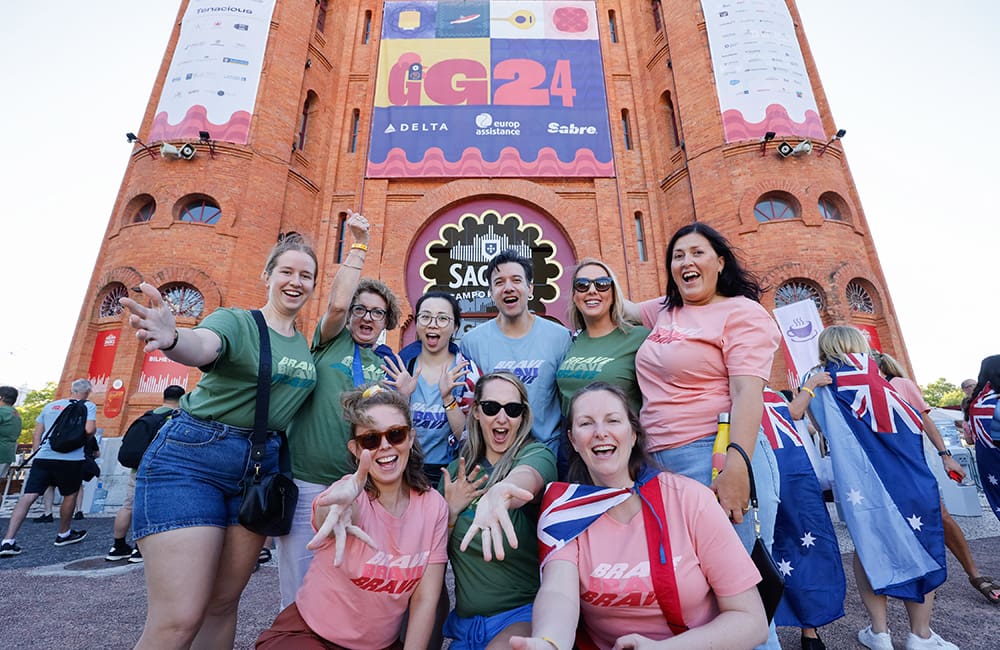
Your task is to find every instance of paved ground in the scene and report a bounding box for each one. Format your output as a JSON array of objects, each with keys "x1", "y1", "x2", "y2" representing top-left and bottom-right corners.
[{"x1": 0, "y1": 511, "x2": 997, "y2": 649}]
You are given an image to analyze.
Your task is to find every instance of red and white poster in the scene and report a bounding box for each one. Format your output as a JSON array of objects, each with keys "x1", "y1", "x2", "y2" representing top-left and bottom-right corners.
[
  {"x1": 138, "y1": 350, "x2": 191, "y2": 393},
  {"x1": 88, "y1": 329, "x2": 121, "y2": 394},
  {"x1": 853, "y1": 323, "x2": 883, "y2": 352},
  {"x1": 104, "y1": 379, "x2": 126, "y2": 419}
]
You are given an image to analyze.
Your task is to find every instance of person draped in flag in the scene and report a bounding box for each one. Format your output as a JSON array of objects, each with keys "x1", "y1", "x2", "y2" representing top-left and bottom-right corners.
[
  {"x1": 875, "y1": 351, "x2": 1000, "y2": 605},
  {"x1": 966, "y1": 355, "x2": 1000, "y2": 525},
  {"x1": 511, "y1": 382, "x2": 767, "y2": 650},
  {"x1": 439, "y1": 372, "x2": 557, "y2": 650},
  {"x1": 762, "y1": 388, "x2": 846, "y2": 649},
  {"x1": 624, "y1": 223, "x2": 782, "y2": 649},
  {"x1": 806, "y1": 326, "x2": 956, "y2": 650}
]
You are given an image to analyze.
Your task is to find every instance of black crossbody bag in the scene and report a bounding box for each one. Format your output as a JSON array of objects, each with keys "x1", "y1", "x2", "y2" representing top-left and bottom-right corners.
[{"x1": 237, "y1": 310, "x2": 298, "y2": 536}]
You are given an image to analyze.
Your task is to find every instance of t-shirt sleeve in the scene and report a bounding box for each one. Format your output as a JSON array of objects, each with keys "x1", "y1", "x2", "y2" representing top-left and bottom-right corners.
[
  {"x1": 890, "y1": 378, "x2": 931, "y2": 414},
  {"x1": 684, "y1": 480, "x2": 761, "y2": 597},
  {"x1": 721, "y1": 300, "x2": 780, "y2": 379},
  {"x1": 638, "y1": 298, "x2": 664, "y2": 330},
  {"x1": 193, "y1": 308, "x2": 242, "y2": 370},
  {"x1": 428, "y1": 492, "x2": 450, "y2": 564},
  {"x1": 548, "y1": 535, "x2": 580, "y2": 566},
  {"x1": 515, "y1": 442, "x2": 558, "y2": 484},
  {"x1": 85, "y1": 401, "x2": 98, "y2": 422}
]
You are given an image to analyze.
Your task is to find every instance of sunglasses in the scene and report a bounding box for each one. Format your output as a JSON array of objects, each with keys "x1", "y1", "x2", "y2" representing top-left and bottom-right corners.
[
  {"x1": 354, "y1": 425, "x2": 410, "y2": 450},
  {"x1": 573, "y1": 276, "x2": 613, "y2": 293},
  {"x1": 478, "y1": 400, "x2": 526, "y2": 418}
]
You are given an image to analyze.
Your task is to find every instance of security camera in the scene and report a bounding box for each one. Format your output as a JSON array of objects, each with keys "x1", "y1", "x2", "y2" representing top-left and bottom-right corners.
[
  {"x1": 179, "y1": 143, "x2": 197, "y2": 160},
  {"x1": 791, "y1": 140, "x2": 812, "y2": 155},
  {"x1": 160, "y1": 143, "x2": 181, "y2": 158},
  {"x1": 776, "y1": 141, "x2": 794, "y2": 157}
]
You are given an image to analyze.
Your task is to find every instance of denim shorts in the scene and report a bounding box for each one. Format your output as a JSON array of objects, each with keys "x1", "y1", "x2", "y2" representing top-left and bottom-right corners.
[{"x1": 132, "y1": 410, "x2": 281, "y2": 540}]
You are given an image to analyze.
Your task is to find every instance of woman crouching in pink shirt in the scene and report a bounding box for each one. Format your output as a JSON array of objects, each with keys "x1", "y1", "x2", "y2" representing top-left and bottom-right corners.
[
  {"x1": 512, "y1": 383, "x2": 767, "y2": 650},
  {"x1": 257, "y1": 384, "x2": 448, "y2": 649}
]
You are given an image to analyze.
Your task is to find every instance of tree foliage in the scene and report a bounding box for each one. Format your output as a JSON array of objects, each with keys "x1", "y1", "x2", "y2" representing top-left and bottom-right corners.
[
  {"x1": 920, "y1": 378, "x2": 964, "y2": 408},
  {"x1": 18, "y1": 382, "x2": 56, "y2": 444}
]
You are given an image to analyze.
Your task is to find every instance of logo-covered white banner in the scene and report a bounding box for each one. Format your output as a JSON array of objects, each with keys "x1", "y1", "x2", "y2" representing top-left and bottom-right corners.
[
  {"x1": 148, "y1": 0, "x2": 276, "y2": 145},
  {"x1": 700, "y1": 0, "x2": 823, "y2": 143},
  {"x1": 774, "y1": 298, "x2": 824, "y2": 386}
]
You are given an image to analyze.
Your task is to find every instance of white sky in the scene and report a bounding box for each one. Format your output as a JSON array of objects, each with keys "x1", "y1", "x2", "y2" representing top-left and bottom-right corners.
[{"x1": 0, "y1": 1, "x2": 996, "y2": 392}]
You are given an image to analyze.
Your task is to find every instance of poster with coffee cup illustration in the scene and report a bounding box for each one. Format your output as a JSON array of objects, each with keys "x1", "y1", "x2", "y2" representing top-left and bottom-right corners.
[{"x1": 774, "y1": 299, "x2": 824, "y2": 386}]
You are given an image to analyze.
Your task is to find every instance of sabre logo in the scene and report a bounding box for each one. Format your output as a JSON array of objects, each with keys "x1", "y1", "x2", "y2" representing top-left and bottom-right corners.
[{"x1": 547, "y1": 122, "x2": 598, "y2": 135}]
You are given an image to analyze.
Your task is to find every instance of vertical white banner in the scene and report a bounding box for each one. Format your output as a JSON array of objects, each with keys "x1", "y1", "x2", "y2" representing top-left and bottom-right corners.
[
  {"x1": 700, "y1": 0, "x2": 824, "y2": 142},
  {"x1": 773, "y1": 299, "x2": 824, "y2": 385},
  {"x1": 149, "y1": 0, "x2": 276, "y2": 145}
]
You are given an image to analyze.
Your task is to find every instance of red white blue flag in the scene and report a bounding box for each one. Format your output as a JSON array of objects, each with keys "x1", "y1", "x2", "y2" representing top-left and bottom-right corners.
[
  {"x1": 763, "y1": 389, "x2": 845, "y2": 627},
  {"x1": 970, "y1": 384, "x2": 1000, "y2": 522},
  {"x1": 537, "y1": 482, "x2": 631, "y2": 569}
]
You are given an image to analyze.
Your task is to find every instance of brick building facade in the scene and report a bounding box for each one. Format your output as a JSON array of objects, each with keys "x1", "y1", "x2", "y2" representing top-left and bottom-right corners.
[{"x1": 60, "y1": 0, "x2": 908, "y2": 434}]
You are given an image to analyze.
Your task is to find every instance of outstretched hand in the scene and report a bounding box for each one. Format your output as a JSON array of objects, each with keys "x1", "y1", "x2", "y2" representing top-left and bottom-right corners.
[
  {"x1": 119, "y1": 282, "x2": 178, "y2": 353},
  {"x1": 382, "y1": 354, "x2": 417, "y2": 399},
  {"x1": 442, "y1": 457, "x2": 487, "y2": 523},
  {"x1": 308, "y1": 450, "x2": 378, "y2": 566},
  {"x1": 459, "y1": 481, "x2": 534, "y2": 561},
  {"x1": 438, "y1": 358, "x2": 470, "y2": 402}
]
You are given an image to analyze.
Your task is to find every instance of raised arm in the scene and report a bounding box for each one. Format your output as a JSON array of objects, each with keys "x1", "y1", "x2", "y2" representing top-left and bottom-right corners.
[
  {"x1": 308, "y1": 450, "x2": 377, "y2": 565},
  {"x1": 459, "y1": 464, "x2": 543, "y2": 561},
  {"x1": 787, "y1": 371, "x2": 831, "y2": 420},
  {"x1": 318, "y1": 211, "x2": 370, "y2": 344},
  {"x1": 120, "y1": 282, "x2": 222, "y2": 367}
]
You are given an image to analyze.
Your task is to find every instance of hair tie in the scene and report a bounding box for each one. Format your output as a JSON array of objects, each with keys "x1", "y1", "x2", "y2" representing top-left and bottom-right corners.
[{"x1": 362, "y1": 385, "x2": 385, "y2": 399}]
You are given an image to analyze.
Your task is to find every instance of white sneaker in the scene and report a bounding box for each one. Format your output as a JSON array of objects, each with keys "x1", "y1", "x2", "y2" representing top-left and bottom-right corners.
[
  {"x1": 859, "y1": 625, "x2": 893, "y2": 650},
  {"x1": 906, "y1": 630, "x2": 959, "y2": 650}
]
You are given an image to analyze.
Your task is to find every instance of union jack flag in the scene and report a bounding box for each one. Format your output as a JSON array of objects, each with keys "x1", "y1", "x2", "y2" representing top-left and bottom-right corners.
[
  {"x1": 970, "y1": 384, "x2": 1000, "y2": 521},
  {"x1": 834, "y1": 353, "x2": 923, "y2": 435},
  {"x1": 762, "y1": 389, "x2": 804, "y2": 450},
  {"x1": 537, "y1": 481, "x2": 632, "y2": 569},
  {"x1": 970, "y1": 383, "x2": 998, "y2": 449}
]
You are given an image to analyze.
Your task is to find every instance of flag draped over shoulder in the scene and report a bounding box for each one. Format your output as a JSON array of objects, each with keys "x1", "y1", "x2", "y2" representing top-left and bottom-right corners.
[
  {"x1": 970, "y1": 384, "x2": 1000, "y2": 522},
  {"x1": 809, "y1": 354, "x2": 945, "y2": 601},
  {"x1": 762, "y1": 389, "x2": 845, "y2": 627}
]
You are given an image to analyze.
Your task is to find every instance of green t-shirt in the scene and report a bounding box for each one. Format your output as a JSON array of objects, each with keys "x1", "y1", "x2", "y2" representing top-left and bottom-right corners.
[
  {"x1": 0, "y1": 405, "x2": 22, "y2": 465},
  {"x1": 180, "y1": 308, "x2": 316, "y2": 431},
  {"x1": 444, "y1": 441, "x2": 557, "y2": 617},
  {"x1": 556, "y1": 325, "x2": 650, "y2": 416},
  {"x1": 286, "y1": 325, "x2": 388, "y2": 485}
]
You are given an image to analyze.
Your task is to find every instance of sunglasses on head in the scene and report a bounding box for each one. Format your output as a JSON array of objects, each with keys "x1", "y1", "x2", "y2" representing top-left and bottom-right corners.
[
  {"x1": 573, "y1": 276, "x2": 613, "y2": 293},
  {"x1": 354, "y1": 425, "x2": 409, "y2": 450},
  {"x1": 478, "y1": 400, "x2": 526, "y2": 418}
]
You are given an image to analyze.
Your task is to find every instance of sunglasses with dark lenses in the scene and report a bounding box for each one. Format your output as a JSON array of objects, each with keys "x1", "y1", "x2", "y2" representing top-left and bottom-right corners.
[
  {"x1": 478, "y1": 400, "x2": 526, "y2": 418},
  {"x1": 354, "y1": 425, "x2": 410, "y2": 450},
  {"x1": 573, "y1": 276, "x2": 614, "y2": 293}
]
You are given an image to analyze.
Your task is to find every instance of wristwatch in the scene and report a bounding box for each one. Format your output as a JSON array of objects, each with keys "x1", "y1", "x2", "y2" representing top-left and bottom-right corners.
[{"x1": 937, "y1": 449, "x2": 952, "y2": 457}]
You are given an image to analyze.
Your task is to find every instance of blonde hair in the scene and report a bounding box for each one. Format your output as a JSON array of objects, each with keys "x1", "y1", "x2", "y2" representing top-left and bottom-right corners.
[
  {"x1": 567, "y1": 258, "x2": 633, "y2": 334},
  {"x1": 461, "y1": 372, "x2": 535, "y2": 491},
  {"x1": 873, "y1": 351, "x2": 907, "y2": 380},
  {"x1": 817, "y1": 325, "x2": 870, "y2": 366},
  {"x1": 264, "y1": 233, "x2": 317, "y2": 277}
]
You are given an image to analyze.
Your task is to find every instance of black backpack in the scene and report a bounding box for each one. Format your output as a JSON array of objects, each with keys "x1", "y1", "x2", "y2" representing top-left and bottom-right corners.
[
  {"x1": 117, "y1": 410, "x2": 171, "y2": 469},
  {"x1": 44, "y1": 399, "x2": 89, "y2": 453}
]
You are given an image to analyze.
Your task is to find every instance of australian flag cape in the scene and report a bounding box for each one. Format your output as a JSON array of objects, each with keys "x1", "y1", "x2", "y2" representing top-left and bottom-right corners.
[
  {"x1": 762, "y1": 389, "x2": 845, "y2": 628},
  {"x1": 970, "y1": 384, "x2": 1000, "y2": 522},
  {"x1": 809, "y1": 353, "x2": 945, "y2": 601}
]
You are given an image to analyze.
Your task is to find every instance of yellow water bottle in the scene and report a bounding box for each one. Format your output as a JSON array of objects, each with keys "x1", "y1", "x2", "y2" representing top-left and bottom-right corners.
[{"x1": 711, "y1": 412, "x2": 730, "y2": 481}]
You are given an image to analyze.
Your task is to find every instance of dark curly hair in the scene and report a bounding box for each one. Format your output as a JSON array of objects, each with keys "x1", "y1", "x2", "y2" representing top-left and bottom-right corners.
[{"x1": 663, "y1": 223, "x2": 762, "y2": 309}]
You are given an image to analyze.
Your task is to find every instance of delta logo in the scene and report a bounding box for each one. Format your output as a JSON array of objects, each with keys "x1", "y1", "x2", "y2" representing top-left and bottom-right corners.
[{"x1": 383, "y1": 121, "x2": 449, "y2": 134}]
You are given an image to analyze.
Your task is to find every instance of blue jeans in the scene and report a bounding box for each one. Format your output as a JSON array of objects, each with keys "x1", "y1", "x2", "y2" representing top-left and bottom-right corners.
[
  {"x1": 132, "y1": 410, "x2": 281, "y2": 540},
  {"x1": 652, "y1": 432, "x2": 781, "y2": 649}
]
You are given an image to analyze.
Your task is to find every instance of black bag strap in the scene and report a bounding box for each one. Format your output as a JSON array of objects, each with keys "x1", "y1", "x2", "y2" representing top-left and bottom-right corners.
[
  {"x1": 249, "y1": 310, "x2": 272, "y2": 465},
  {"x1": 727, "y1": 441, "x2": 762, "y2": 538}
]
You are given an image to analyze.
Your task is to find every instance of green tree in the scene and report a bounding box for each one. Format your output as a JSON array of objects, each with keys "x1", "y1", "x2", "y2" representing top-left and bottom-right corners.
[
  {"x1": 18, "y1": 382, "x2": 56, "y2": 444},
  {"x1": 920, "y1": 378, "x2": 964, "y2": 408}
]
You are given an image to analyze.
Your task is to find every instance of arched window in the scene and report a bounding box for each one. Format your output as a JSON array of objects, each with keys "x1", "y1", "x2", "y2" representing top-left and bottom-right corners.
[
  {"x1": 608, "y1": 11, "x2": 618, "y2": 43},
  {"x1": 846, "y1": 280, "x2": 876, "y2": 314},
  {"x1": 660, "y1": 92, "x2": 680, "y2": 149},
  {"x1": 160, "y1": 283, "x2": 205, "y2": 318},
  {"x1": 363, "y1": 10, "x2": 372, "y2": 44},
  {"x1": 753, "y1": 192, "x2": 799, "y2": 222},
  {"x1": 133, "y1": 198, "x2": 156, "y2": 223},
  {"x1": 296, "y1": 91, "x2": 318, "y2": 151},
  {"x1": 335, "y1": 212, "x2": 348, "y2": 263},
  {"x1": 98, "y1": 283, "x2": 128, "y2": 318},
  {"x1": 634, "y1": 212, "x2": 647, "y2": 262},
  {"x1": 178, "y1": 197, "x2": 221, "y2": 224},
  {"x1": 349, "y1": 109, "x2": 361, "y2": 153},
  {"x1": 775, "y1": 280, "x2": 824, "y2": 311},
  {"x1": 621, "y1": 109, "x2": 633, "y2": 150},
  {"x1": 818, "y1": 192, "x2": 847, "y2": 222}
]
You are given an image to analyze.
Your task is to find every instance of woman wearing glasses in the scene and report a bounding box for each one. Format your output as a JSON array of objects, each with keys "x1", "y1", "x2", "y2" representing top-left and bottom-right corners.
[
  {"x1": 556, "y1": 258, "x2": 649, "y2": 417},
  {"x1": 440, "y1": 372, "x2": 558, "y2": 650},
  {"x1": 276, "y1": 213, "x2": 404, "y2": 608},
  {"x1": 385, "y1": 291, "x2": 481, "y2": 485},
  {"x1": 257, "y1": 385, "x2": 448, "y2": 649}
]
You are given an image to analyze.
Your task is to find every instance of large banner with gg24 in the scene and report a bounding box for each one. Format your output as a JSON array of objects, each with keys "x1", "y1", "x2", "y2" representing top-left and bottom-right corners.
[{"x1": 368, "y1": 1, "x2": 614, "y2": 177}]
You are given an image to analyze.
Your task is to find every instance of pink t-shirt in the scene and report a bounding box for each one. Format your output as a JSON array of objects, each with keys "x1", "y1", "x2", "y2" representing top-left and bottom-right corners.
[
  {"x1": 296, "y1": 486, "x2": 449, "y2": 647},
  {"x1": 890, "y1": 377, "x2": 931, "y2": 414},
  {"x1": 636, "y1": 296, "x2": 780, "y2": 451},
  {"x1": 549, "y1": 473, "x2": 761, "y2": 649}
]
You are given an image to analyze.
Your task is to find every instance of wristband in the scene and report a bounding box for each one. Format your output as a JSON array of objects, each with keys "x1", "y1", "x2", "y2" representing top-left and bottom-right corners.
[
  {"x1": 350, "y1": 242, "x2": 369, "y2": 252},
  {"x1": 801, "y1": 386, "x2": 815, "y2": 398},
  {"x1": 444, "y1": 397, "x2": 459, "y2": 411},
  {"x1": 937, "y1": 449, "x2": 952, "y2": 457},
  {"x1": 162, "y1": 329, "x2": 180, "y2": 352},
  {"x1": 541, "y1": 637, "x2": 560, "y2": 650}
]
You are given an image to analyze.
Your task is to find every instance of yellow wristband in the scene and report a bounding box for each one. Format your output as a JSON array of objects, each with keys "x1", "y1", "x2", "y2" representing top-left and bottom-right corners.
[
  {"x1": 541, "y1": 637, "x2": 560, "y2": 650},
  {"x1": 350, "y1": 242, "x2": 369, "y2": 252},
  {"x1": 801, "y1": 386, "x2": 815, "y2": 398},
  {"x1": 444, "y1": 397, "x2": 459, "y2": 411}
]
